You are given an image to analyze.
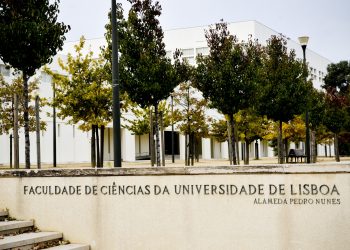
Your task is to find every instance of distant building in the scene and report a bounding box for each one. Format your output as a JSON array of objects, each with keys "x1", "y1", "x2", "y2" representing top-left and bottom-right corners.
[{"x1": 0, "y1": 20, "x2": 333, "y2": 166}]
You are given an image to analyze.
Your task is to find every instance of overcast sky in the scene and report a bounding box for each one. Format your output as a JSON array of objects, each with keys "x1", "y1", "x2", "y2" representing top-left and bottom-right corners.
[{"x1": 58, "y1": 0, "x2": 350, "y2": 63}]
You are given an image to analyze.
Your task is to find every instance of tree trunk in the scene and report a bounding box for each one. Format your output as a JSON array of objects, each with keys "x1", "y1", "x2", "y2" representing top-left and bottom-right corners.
[
  {"x1": 149, "y1": 108, "x2": 155, "y2": 166},
  {"x1": 234, "y1": 123, "x2": 240, "y2": 165},
  {"x1": 311, "y1": 130, "x2": 317, "y2": 163},
  {"x1": 329, "y1": 143, "x2": 332, "y2": 157},
  {"x1": 185, "y1": 133, "x2": 188, "y2": 166},
  {"x1": 278, "y1": 120, "x2": 284, "y2": 164},
  {"x1": 100, "y1": 125, "x2": 105, "y2": 168},
  {"x1": 226, "y1": 120, "x2": 233, "y2": 165},
  {"x1": 154, "y1": 103, "x2": 161, "y2": 166},
  {"x1": 244, "y1": 139, "x2": 249, "y2": 165},
  {"x1": 160, "y1": 112, "x2": 165, "y2": 166},
  {"x1": 35, "y1": 96, "x2": 41, "y2": 169},
  {"x1": 190, "y1": 132, "x2": 194, "y2": 166},
  {"x1": 96, "y1": 125, "x2": 100, "y2": 168},
  {"x1": 334, "y1": 133, "x2": 340, "y2": 162},
  {"x1": 13, "y1": 94, "x2": 19, "y2": 169},
  {"x1": 229, "y1": 114, "x2": 237, "y2": 165},
  {"x1": 23, "y1": 74, "x2": 30, "y2": 169},
  {"x1": 325, "y1": 145, "x2": 327, "y2": 157},
  {"x1": 91, "y1": 125, "x2": 96, "y2": 167},
  {"x1": 255, "y1": 140, "x2": 259, "y2": 160},
  {"x1": 284, "y1": 138, "x2": 288, "y2": 163}
]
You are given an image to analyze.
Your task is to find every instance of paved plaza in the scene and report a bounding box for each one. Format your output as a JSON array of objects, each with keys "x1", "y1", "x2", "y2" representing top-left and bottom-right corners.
[{"x1": 1, "y1": 156, "x2": 349, "y2": 169}]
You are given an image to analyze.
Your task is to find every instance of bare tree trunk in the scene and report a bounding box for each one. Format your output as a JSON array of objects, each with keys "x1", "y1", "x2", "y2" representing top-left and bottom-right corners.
[
  {"x1": 229, "y1": 114, "x2": 237, "y2": 165},
  {"x1": 334, "y1": 133, "x2": 340, "y2": 162},
  {"x1": 91, "y1": 125, "x2": 96, "y2": 167},
  {"x1": 100, "y1": 125, "x2": 105, "y2": 168},
  {"x1": 278, "y1": 120, "x2": 284, "y2": 164},
  {"x1": 195, "y1": 136, "x2": 200, "y2": 162},
  {"x1": 150, "y1": 107, "x2": 155, "y2": 166},
  {"x1": 160, "y1": 112, "x2": 165, "y2": 166},
  {"x1": 284, "y1": 138, "x2": 289, "y2": 163},
  {"x1": 23, "y1": 74, "x2": 30, "y2": 169},
  {"x1": 244, "y1": 139, "x2": 249, "y2": 165},
  {"x1": 190, "y1": 132, "x2": 194, "y2": 166},
  {"x1": 235, "y1": 123, "x2": 240, "y2": 165},
  {"x1": 35, "y1": 96, "x2": 41, "y2": 169},
  {"x1": 96, "y1": 125, "x2": 100, "y2": 168},
  {"x1": 154, "y1": 103, "x2": 161, "y2": 166},
  {"x1": 185, "y1": 133, "x2": 188, "y2": 166},
  {"x1": 311, "y1": 130, "x2": 317, "y2": 163},
  {"x1": 226, "y1": 120, "x2": 233, "y2": 165},
  {"x1": 13, "y1": 94, "x2": 19, "y2": 169}
]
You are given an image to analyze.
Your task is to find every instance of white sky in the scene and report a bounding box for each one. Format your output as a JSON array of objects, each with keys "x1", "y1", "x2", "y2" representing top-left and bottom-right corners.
[{"x1": 58, "y1": 0, "x2": 350, "y2": 63}]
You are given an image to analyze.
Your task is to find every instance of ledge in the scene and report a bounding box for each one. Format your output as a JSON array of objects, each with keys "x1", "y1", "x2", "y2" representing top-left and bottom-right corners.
[{"x1": 0, "y1": 163, "x2": 350, "y2": 177}]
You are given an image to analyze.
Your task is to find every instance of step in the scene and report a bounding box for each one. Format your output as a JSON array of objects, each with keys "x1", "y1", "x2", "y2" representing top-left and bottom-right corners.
[
  {"x1": 45, "y1": 243, "x2": 90, "y2": 250},
  {"x1": 0, "y1": 220, "x2": 34, "y2": 235},
  {"x1": 0, "y1": 231, "x2": 62, "y2": 250}
]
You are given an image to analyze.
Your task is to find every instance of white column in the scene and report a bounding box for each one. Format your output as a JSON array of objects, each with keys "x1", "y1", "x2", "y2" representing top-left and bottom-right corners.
[
  {"x1": 201, "y1": 138, "x2": 211, "y2": 160},
  {"x1": 179, "y1": 134, "x2": 185, "y2": 160},
  {"x1": 122, "y1": 128, "x2": 136, "y2": 162},
  {"x1": 221, "y1": 141, "x2": 228, "y2": 159}
]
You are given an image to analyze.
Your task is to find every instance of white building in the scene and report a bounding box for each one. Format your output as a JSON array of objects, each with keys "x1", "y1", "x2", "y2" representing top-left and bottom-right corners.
[{"x1": 0, "y1": 20, "x2": 333, "y2": 166}]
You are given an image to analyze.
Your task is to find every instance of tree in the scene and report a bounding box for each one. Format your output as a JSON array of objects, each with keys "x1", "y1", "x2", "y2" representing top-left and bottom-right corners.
[
  {"x1": 46, "y1": 37, "x2": 111, "y2": 168},
  {"x1": 257, "y1": 35, "x2": 313, "y2": 164},
  {"x1": 194, "y1": 22, "x2": 264, "y2": 165},
  {"x1": 0, "y1": 0, "x2": 70, "y2": 168},
  {"x1": 173, "y1": 81, "x2": 210, "y2": 165},
  {"x1": 117, "y1": 0, "x2": 182, "y2": 166},
  {"x1": 0, "y1": 75, "x2": 46, "y2": 134},
  {"x1": 322, "y1": 60, "x2": 350, "y2": 161},
  {"x1": 235, "y1": 109, "x2": 267, "y2": 164}
]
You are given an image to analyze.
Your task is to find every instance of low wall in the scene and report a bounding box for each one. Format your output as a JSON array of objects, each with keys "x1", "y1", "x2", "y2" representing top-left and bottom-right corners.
[{"x1": 1, "y1": 164, "x2": 349, "y2": 250}]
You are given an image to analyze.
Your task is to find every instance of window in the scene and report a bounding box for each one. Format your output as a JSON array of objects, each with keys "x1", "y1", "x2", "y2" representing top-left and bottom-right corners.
[
  {"x1": 0, "y1": 64, "x2": 10, "y2": 77},
  {"x1": 196, "y1": 47, "x2": 209, "y2": 56},
  {"x1": 181, "y1": 48, "x2": 194, "y2": 57}
]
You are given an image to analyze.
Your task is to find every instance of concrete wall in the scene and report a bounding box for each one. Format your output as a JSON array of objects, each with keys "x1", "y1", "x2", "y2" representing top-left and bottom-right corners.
[{"x1": 0, "y1": 166, "x2": 349, "y2": 250}]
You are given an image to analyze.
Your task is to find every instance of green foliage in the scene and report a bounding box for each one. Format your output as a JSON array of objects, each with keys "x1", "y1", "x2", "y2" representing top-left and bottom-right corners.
[
  {"x1": 209, "y1": 119, "x2": 228, "y2": 143},
  {"x1": 235, "y1": 109, "x2": 267, "y2": 143},
  {"x1": 309, "y1": 89, "x2": 327, "y2": 130},
  {"x1": 258, "y1": 35, "x2": 312, "y2": 122},
  {"x1": 323, "y1": 61, "x2": 350, "y2": 97},
  {"x1": 194, "y1": 21, "x2": 264, "y2": 165},
  {"x1": 173, "y1": 81, "x2": 210, "y2": 138},
  {"x1": 283, "y1": 115, "x2": 306, "y2": 143},
  {"x1": 322, "y1": 60, "x2": 350, "y2": 134},
  {"x1": 0, "y1": 75, "x2": 46, "y2": 134},
  {"x1": 118, "y1": 0, "x2": 180, "y2": 108},
  {"x1": 45, "y1": 37, "x2": 111, "y2": 131},
  {"x1": 0, "y1": 0, "x2": 70, "y2": 76},
  {"x1": 194, "y1": 22, "x2": 263, "y2": 116},
  {"x1": 123, "y1": 99, "x2": 179, "y2": 135}
]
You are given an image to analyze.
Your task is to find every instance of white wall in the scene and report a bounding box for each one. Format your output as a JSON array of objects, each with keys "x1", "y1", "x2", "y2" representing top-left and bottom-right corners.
[{"x1": 0, "y1": 169, "x2": 348, "y2": 250}]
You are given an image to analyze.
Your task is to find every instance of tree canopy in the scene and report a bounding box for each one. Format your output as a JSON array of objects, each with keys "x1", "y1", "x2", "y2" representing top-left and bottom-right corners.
[{"x1": 194, "y1": 21, "x2": 264, "y2": 165}]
